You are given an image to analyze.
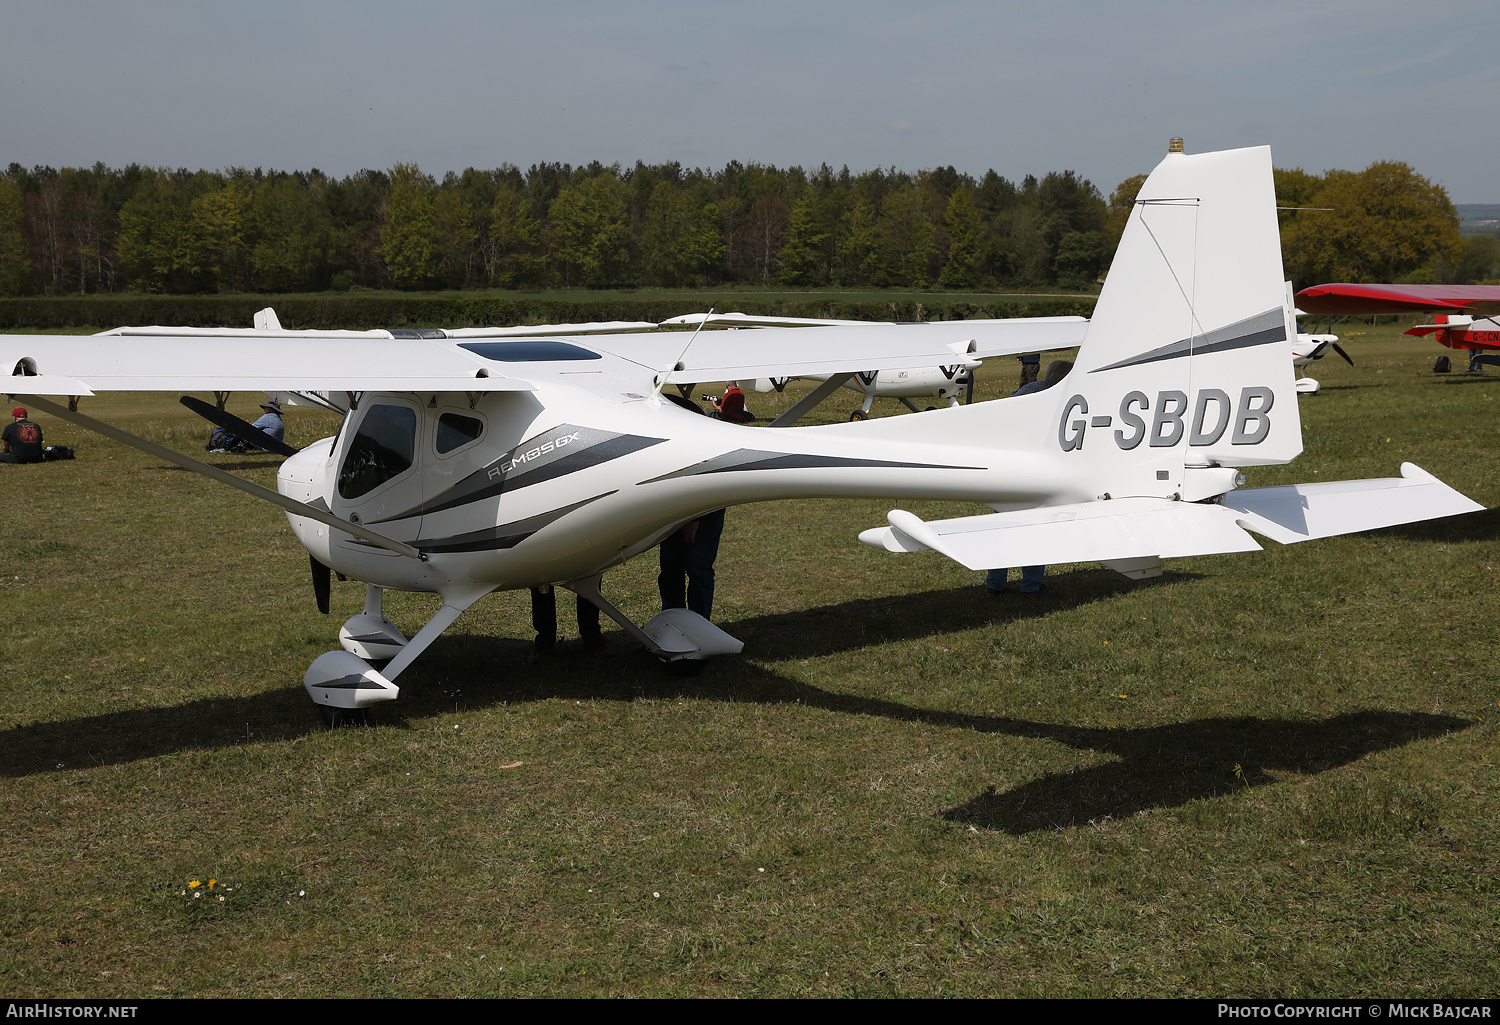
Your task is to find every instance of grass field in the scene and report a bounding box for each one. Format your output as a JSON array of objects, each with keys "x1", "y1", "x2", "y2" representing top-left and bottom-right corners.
[{"x1": 1, "y1": 326, "x2": 1497, "y2": 997}]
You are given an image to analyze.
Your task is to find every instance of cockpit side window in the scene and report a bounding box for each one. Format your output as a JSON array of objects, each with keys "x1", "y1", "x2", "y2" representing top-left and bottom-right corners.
[
  {"x1": 338, "y1": 404, "x2": 417, "y2": 500},
  {"x1": 436, "y1": 412, "x2": 484, "y2": 454}
]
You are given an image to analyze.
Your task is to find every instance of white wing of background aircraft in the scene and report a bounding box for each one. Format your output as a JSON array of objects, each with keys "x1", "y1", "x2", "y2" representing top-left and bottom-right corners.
[{"x1": 659, "y1": 311, "x2": 1088, "y2": 416}]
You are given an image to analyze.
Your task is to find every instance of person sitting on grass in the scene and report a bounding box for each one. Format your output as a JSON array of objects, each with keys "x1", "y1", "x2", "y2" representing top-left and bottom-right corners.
[
  {"x1": 209, "y1": 400, "x2": 285, "y2": 452},
  {"x1": 1, "y1": 407, "x2": 43, "y2": 464},
  {"x1": 711, "y1": 382, "x2": 755, "y2": 423}
]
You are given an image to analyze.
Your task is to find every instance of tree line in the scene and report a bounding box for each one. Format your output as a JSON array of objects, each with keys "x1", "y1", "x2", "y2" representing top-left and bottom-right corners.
[{"x1": 0, "y1": 157, "x2": 1487, "y2": 298}]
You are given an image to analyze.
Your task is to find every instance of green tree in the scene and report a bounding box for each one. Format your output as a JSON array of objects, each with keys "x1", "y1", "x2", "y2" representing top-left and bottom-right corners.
[
  {"x1": 1053, "y1": 230, "x2": 1108, "y2": 289},
  {"x1": 0, "y1": 176, "x2": 31, "y2": 294},
  {"x1": 1104, "y1": 173, "x2": 1148, "y2": 258},
  {"x1": 1280, "y1": 162, "x2": 1463, "y2": 284},
  {"x1": 116, "y1": 171, "x2": 217, "y2": 293},
  {"x1": 940, "y1": 187, "x2": 983, "y2": 287},
  {"x1": 874, "y1": 184, "x2": 936, "y2": 287},
  {"x1": 682, "y1": 190, "x2": 726, "y2": 284},
  {"x1": 483, "y1": 181, "x2": 541, "y2": 287},
  {"x1": 325, "y1": 169, "x2": 389, "y2": 289},
  {"x1": 193, "y1": 176, "x2": 251, "y2": 291},
  {"x1": 779, "y1": 193, "x2": 829, "y2": 285},
  {"x1": 992, "y1": 204, "x2": 1049, "y2": 285},
  {"x1": 1457, "y1": 235, "x2": 1500, "y2": 284},
  {"x1": 434, "y1": 174, "x2": 482, "y2": 287},
  {"x1": 640, "y1": 180, "x2": 689, "y2": 286},
  {"x1": 250, "y1": 175, "x2": 329, "y2": 292},
  {"x1": 743, "y1": 194, "x2": 791, "y2": 284},
  {"x1": 380, "y1": 163, "x2": 438, "y2": 290},
  {"x1": 548, "y1": 172, "x2": 632, "y2": 287},
  {"x1": 834, "y1": 197, "x2": 879, "y2": 286}
]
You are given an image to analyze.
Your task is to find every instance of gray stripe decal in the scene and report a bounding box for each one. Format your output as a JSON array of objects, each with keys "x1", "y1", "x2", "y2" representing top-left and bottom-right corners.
[
  {"x1": 416, "y1": 494, "x2": 613, "y2": 554},
  {"x1": 1088, "y1": 308, "x2": 1287, "y2": 373},
  {"x1": 318, "y1": 674, "x2": 388, "y2": 690},
  {"x1": 370, "y1": 425, "x2": 664, "y2": 524},
  {"x1": 640, "y1": 448, "x2": 981, "y2": 484}
]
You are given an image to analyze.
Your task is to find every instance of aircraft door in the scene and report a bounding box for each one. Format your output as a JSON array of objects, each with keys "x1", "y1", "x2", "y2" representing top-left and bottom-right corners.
[{"x1": 329, "y1": 398, "x2": 426, "y2": 552}]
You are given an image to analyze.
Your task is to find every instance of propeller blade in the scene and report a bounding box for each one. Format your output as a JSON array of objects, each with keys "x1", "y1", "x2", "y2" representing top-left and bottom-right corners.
[
  {"x1": 1332, "y1": 343, "x2": 1354, "y2": 366},
  {"x1": 179, "y1": 395, "x2": 299, "y2": 456},
  {"x1": 311, "y1": 555, "x2": 331, "y2": 615}
]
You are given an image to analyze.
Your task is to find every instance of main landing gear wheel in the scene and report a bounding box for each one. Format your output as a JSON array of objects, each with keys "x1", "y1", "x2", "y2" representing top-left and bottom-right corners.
[
  {"x1": 664, "y1": 658, "x2": 706, "y2": 678},
  {"x1": 319, "y1": 704, "x2": 368, "y2": 729},
  {"x1": 849, "y1": 410, "x2": 868, "y2": 421}
]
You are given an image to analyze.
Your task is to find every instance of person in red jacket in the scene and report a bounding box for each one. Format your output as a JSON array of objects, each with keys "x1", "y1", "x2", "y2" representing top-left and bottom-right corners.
[{"x1": 711, "y1": 382, "x2": 754, "y2": 423}]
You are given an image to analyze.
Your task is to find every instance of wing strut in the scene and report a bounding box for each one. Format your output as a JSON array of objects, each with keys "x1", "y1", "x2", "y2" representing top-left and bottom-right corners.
[
  {"x1": 14, "y1": 394, "x2": 426, "y2": 562},
  {"x1": 767, "y1": 372, "x2": 856, "y2": 427}
]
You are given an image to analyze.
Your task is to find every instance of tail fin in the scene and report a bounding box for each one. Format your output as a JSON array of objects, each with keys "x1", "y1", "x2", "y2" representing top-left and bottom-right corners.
[
  {"x1": 846, "y1": 145, "x2": 1299, "y2": 503},
  {"x1": 1064, "y1": 145, "x2": 1301, "y2": 497}
]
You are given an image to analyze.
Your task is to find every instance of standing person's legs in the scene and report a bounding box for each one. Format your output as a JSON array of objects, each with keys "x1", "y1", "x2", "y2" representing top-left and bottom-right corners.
[
  {"x1": 684, "y1": 511, "x2": 725, "y2": 619},
  {"x1": 530, "y1": 586, "x2": 557, "y2": 658}
]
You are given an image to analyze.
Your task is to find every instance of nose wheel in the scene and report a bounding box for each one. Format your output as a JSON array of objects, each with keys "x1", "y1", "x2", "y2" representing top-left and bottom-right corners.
[{"x1": 319, "y1": 704, "x2": 369, "y2": 729}]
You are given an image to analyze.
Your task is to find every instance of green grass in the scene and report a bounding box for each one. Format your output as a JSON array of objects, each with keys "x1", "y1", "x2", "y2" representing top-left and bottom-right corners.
[{"x1": 0, "y1": 328, "x2": 1496, "y2": 997}]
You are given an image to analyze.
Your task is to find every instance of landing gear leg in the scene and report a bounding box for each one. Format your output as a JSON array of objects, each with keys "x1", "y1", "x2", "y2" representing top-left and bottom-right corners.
[
  {"x1": 305, "y1": 585, "x2": 493, "y2": 724},
  {"x1": 565, "y1": 574, "x2": 743, "y2": 668},
  {"x1": 339, "y1": 584, "x2": 410, "y2": 660}
]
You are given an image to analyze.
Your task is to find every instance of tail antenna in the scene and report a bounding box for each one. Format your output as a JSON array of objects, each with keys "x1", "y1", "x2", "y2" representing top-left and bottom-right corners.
[{"x1": 651, "y1": 307, "x2": 714, "y2": 402}]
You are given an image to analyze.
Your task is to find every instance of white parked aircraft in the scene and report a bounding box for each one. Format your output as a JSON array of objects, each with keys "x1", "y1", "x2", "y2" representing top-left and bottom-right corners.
[
  {"x1": 1291, "y1": 331, "x2": 1347, "y2": 394},
  {"x1": 1287, "y1": 301, "x2": 1351, "y2": 395},
  {"x1": 4, "y1": 144, "x2": 1481, "y2": 725},
  {"x1": 660, "y1": 311, "x2": 1087, "y2": 417}
]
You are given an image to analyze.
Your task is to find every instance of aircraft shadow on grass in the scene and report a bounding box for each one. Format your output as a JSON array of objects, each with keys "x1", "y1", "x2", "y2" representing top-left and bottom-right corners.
[
  {"x1": 1371, "y1": 504, "x2": 1500, "y2": 544},
  {"x1": 933, "y1": 709, "x2": 1466, "y2": 835},
  {"x1": 0, "y1": 574, "x2": 1468, "y2": 834},
  {"x1": 710, "y1": 567, "x2": 1197, "y2": 663}
]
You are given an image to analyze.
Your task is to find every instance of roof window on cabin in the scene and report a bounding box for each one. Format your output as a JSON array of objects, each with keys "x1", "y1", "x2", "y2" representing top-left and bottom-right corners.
[{"x1": 457, "y1": 341, "x2": 602, "y2": 362}]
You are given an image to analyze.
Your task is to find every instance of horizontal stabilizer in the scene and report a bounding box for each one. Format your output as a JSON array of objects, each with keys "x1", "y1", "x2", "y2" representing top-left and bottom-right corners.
[
  {"x1": 859, "y1": 498, "x2": 1263, "y2": 571},
  {"x1": 861, "y1": 464, "x2": 1484, "y2": 573},
  {"x1": 1223, "y1": 463, "x2": 1483, "y2": 543}
]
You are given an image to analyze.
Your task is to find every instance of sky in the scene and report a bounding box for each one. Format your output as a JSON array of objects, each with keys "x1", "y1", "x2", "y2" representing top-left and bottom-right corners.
[{"x1": 2, "y1": 0, "x2": 1496, "y2": 201}]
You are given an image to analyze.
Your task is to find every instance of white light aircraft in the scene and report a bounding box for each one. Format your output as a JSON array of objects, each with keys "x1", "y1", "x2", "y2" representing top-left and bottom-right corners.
[
  {"x1": 1287, "y1": 302, "x2": 1350, "y2": 395},
  {"x1": 5, "y1": 144, "x2": 1482, "y2": 725}
]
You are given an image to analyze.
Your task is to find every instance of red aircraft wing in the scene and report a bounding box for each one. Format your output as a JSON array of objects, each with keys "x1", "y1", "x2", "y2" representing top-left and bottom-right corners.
[{"x1": 1295, "y1": 283, "x2": 1500, "y2": 316}]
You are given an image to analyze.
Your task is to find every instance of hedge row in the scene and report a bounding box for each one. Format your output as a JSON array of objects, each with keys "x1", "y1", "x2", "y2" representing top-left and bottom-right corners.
[{"x1": 0, "y1": 295, "x2": 1096, "y2": 330}]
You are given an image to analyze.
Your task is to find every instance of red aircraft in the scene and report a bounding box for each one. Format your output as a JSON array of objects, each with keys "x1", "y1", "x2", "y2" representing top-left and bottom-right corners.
[{"x1": 1295, "y1": 283, "x2": 1500, "y2": 372}]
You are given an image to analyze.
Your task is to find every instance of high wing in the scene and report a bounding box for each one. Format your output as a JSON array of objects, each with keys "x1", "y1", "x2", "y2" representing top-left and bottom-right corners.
[
  {"x1": 6, "y1": 330, "x2": 535, "y2": 397},
  {"x1": 1295, "y1": 283, "x2": 1500, "y2": 316},
  {"x1": 3, "y1": 316, "x2": 1086, "y2": 399}
]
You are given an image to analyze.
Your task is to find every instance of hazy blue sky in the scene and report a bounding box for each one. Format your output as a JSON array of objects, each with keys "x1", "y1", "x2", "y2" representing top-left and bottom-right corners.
[{"x1": 3, "y1": 0, "x2": 1495, "y2": 200}]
